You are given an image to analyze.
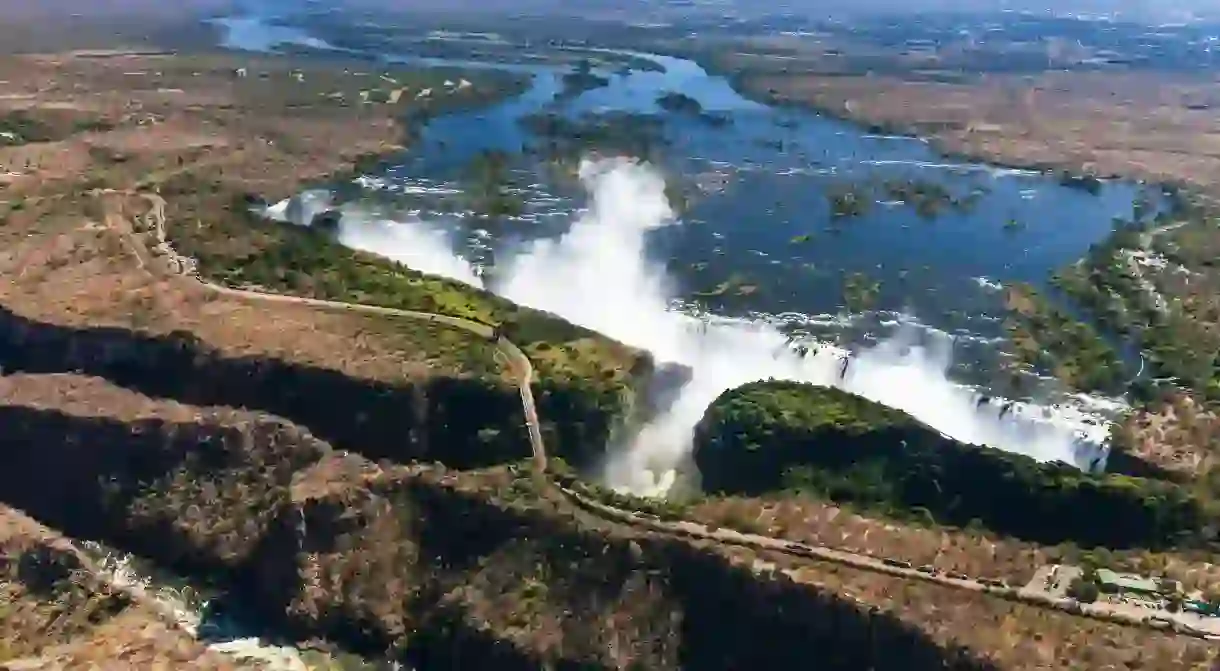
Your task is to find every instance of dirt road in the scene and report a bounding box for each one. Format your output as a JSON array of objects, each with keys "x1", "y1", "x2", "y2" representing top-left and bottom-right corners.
[{"x1": 127, "y1": 192, "x2": 1214, "y2": 642}]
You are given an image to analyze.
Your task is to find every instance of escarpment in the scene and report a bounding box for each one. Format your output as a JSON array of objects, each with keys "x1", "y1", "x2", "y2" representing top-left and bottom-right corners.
[
  {"x1": 0, "y1": 400, "x2": 331, "y2": 579},
  {"x1": 242, "y1": 469, "x2": 997, "y2": 671},
  {"x1": 0, "y1": 374, "x2": 996, "y2": 671},
  {"x1": 0, "y1": 304, "x2": 660, "y2": 471},
  {"x1": 0, "y1": 504, "x2": 244, "y2": 668}
]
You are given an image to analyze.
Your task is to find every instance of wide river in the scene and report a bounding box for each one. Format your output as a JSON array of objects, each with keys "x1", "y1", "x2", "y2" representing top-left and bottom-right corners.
[{"x1": 216, "y1": 11, "x2": 1150, "y2": 389}]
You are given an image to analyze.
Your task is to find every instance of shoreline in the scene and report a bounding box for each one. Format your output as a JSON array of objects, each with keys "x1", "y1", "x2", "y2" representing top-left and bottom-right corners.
[{"x1": 659, "y1": 47, "x2": 1206, "y2": 196}]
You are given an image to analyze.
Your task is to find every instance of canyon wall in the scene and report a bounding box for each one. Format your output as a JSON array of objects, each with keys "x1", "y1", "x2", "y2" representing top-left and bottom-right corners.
[{"x1": 0, "y1": 393, "x2": 994, "y2": 671}]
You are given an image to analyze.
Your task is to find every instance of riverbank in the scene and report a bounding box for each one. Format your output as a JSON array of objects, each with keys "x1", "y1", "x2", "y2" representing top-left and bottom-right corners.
[{"x1": 714, "y1": 65, "x2": 1220, "y2": 197}]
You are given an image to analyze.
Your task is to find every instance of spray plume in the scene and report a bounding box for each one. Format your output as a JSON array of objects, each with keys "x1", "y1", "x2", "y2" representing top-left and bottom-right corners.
[{"x1": 271, "y1": 158, "x2": 1112, "y2": 498}]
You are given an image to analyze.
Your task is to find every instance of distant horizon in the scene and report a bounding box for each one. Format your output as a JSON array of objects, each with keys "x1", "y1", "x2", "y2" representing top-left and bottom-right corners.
[
  {"x1": 324, "y1": 0, "x2": 1220, "y2": 25},
  {"x1": 2, "y1": 0, "x2": 1218, "y2": 25}
]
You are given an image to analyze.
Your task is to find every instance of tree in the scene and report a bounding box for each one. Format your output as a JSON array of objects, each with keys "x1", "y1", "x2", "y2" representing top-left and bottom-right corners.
[
  {"x1": 498, "y1": 315, "x2": 519, "y2": 343},
  {"x1": 466, "y1": 150, "x2": 523, "y2": 222},
  {"x1": 1067, "y1": 577, "x2": 1100, "y2": 603},
  {"x1": 841, "y1": 272, "x2": 881, "y2": 314}
]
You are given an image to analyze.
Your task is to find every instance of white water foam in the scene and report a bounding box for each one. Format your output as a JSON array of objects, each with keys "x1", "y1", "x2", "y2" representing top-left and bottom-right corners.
[
  {"x1": 265, "y1": 191, "x2": 483, "y2": 286},
  {"x1": 279, "y1": 158, "x2": 1117, "y2": 498},
  {"x1": 492, "y1": 160, "x2": 1113, "y2": 495},
  {"x1": 84, "y1": 543, "x2": 307, "y2": 671},
  {"x1": 336, "y1": 209, "x2": 483, "y2": 286}
]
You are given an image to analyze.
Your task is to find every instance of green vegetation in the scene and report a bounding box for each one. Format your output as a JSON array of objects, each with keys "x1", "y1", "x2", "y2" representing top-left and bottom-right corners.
[
  {"x1": 826, "y1": 184, "x2": 872, "y2": 220},
  {"x1": 841, "y1": 272, "x2": 881, "y2": 313},
  {"x1": 692, "y1": 273, "x2": 759, "y2": 300},
  {"x1": 0, "y1": 111, "x2": 56, "y2": 145},
  {"x1": 465, "y1": 150, "x2": 526, "y2": 221},
  {"x1": 693, "y1": 381, "x2": 1216, "y2": 549},
  {"x1": 1051, "y1": 191, "x2": 1220, "y2": 401},
  {"x1": 160, "y1": 177, "x2": 651, "y2": 469},
  {"x1": 821, "y1": 178, "x2": 981, "y2": 222},
  {"x1": 1058, "y1": 172, "x2": 1104, "y2": 195},
  {"x1": 879, "y1": 179, "x2": 964, "y2": 219},
  {"x1": 653, "y1": 92, "x2": 732, "y2": 126},
  {"x1": 656, "y1": 91, "x2": 703, "y2": 116},
  {"x1": 0, "y1": 109, "x2": 109, "y2": 146},
  {"x1": 1068, "y1": 575, "x2": 1101, "y2": 603},
  {"x1": 557, "y1": 61, "x2": 611, "y2": 100},
  {"x1": 1003, "y1": 283, "x2": 1126, "y2": 394},
  {"x1": 520, "y1": 111, "x2": 668, "y2": 160}
]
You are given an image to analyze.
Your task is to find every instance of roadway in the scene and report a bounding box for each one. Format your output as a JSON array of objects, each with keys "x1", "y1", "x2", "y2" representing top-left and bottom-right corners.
[{"x1": 127, "y1": 192, "x2": 1215, "y2": 642}]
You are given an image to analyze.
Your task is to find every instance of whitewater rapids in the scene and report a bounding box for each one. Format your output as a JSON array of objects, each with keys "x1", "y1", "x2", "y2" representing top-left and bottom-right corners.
[{"x1": 268, "y1": 158, "x2": 1116, "y2": 498}]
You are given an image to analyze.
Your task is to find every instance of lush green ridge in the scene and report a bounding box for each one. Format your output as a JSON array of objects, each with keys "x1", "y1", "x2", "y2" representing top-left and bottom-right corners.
[
  {"x1": 0, "y1": 302, "x2": 654, "y2": 472},
  {"x1": 693, "y1": 381, "x2": 1215, "y2": 549}
]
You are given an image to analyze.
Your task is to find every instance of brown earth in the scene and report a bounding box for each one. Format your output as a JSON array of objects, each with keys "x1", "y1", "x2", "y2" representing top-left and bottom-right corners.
[
  {"x1": 689, "y1": 494, "x2": 1220, "y2": 596},
  {"x1": 3, "y1": 30, "x2": 1217, "y2": 671},
  {"x1": 0, "y1": 46, "x2": 530, "y2": 664},
  {"x1": 4, "y1": 367, "x2": 1216, "y2": 670},
  {"x1": 741, "y1": 69, "x2": 1220, "y2": 194},
  {"x1": 1117, "y1": 393, "x2": 1220, "y2": 483},
  {"x1": 0, "y1": 503, "x2": 250, "y2": 669}
]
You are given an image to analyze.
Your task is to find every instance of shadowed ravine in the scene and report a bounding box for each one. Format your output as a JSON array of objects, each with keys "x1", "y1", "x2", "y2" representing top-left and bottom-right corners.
[{"x1": 0, "y1": 195, "x2": 1189, "y2": 666}]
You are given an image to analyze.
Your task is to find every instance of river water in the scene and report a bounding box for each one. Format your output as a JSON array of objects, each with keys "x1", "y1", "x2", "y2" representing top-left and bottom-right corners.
[
  {"x1": 219, "y1": 10, "x2": 1147, "y2": 447},
  {"x1": 215, "y1": 13, "x2": 1151, "y2": 366},
  {"x1": 72, "y1": 12, "x2": 1145, "y2": 665}
]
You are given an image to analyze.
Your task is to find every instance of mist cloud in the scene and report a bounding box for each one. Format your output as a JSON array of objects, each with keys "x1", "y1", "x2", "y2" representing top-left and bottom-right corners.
[{"x1": 270, "y1": 157, "x2": 1113, "y2": 498}]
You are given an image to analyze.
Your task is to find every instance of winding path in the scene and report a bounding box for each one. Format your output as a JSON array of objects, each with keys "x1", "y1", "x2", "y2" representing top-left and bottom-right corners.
[{"x1": 124, "y1": 191, "x2": 1216, "y2": 642}]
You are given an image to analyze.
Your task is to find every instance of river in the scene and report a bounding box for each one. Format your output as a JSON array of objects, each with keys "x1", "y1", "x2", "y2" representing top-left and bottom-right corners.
[
  {"x1": 214, "y1": 12, "x2": 1153, "y2": 383},
  {"x1": 61, "y1": 11, "x2": 1153, "y2": 667}
]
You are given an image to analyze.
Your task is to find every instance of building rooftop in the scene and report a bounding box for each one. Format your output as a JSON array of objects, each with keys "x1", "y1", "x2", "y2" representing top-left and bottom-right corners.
[{"x1": 1096, "y1": 569, "x2": 1161, "y2": 594}]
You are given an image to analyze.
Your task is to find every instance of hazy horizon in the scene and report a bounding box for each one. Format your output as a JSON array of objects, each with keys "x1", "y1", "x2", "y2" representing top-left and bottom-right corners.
[
  {"x1": 329, "y1": 0, "x2": 1220, "y2": 21},
  {"x1": 3, "y1": 0, "x2": 1218, "y2": 24}
]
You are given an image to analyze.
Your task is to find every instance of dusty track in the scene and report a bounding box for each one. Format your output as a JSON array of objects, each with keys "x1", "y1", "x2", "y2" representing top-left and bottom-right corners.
[{"x1": 117, "y1": 190, "x2": 1215, "y2": 642}]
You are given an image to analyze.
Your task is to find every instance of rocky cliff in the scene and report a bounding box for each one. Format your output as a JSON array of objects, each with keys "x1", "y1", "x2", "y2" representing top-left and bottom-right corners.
[
  {"x1": 0, "y1": 386, "x2": 994, "y2": 671},
  {"x1": 0, "y1": 504, "x2": 244, "y2": 669},
  {"x1": 0, "y1": 305, "x2": 674, "y2": 473}
]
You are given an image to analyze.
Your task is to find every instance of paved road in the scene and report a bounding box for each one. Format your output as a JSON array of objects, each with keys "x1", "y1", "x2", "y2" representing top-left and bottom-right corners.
[
  {"x1": 134, "y1": 190, "x2": 549, "y2": 475},
  {"x1": 130, "y1": 192, "x2": 1213, "y2": 642}
]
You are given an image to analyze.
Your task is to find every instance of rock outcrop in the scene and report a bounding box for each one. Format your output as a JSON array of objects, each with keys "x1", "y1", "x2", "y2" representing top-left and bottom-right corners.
[
  {"x1": 0, "y1": 385, "x2": 994, "y2": 671},
  {"x1": 0, "y1": 504, "x2": 246, "y2": 669},
  {"x1": 0, "y1": 305, "x2": 674, "y2": 473}
]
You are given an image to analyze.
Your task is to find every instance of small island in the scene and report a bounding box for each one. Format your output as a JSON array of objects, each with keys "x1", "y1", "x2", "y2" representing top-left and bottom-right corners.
[{"x1": 656, "y1": 91, "x2": 704, "y2": 116}]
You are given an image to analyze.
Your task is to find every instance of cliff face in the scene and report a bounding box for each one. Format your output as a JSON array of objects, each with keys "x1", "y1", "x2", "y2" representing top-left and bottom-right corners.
[
  {"x1": 0, "y1": 505, "x2": 242, "y2": 669},
  {"x1": 0, "y1": 391, "x2": 994, "y2": 671},
  {"x1": 0, "y1": 305, "x2": 653, "y2": 472},
  {"x1": 0, "y1": 404, "x2": 329, "y2": 579},
  {"x1": 245, "y1": 472, "x2": 995, "y2": 671},
  {"x1": 693, "y1": 381, "x2": 1214, "y2": 549}
]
